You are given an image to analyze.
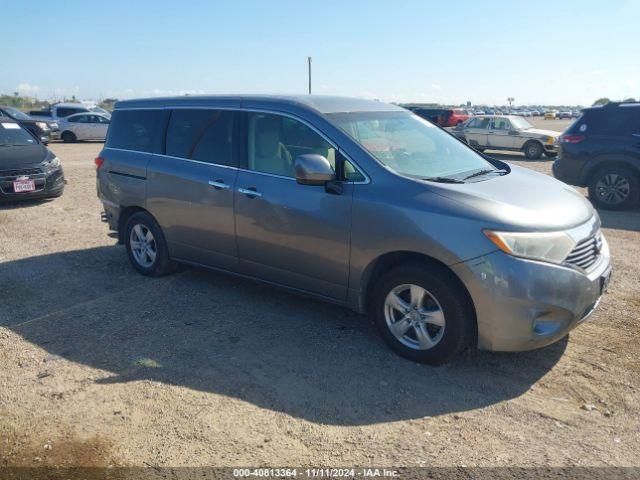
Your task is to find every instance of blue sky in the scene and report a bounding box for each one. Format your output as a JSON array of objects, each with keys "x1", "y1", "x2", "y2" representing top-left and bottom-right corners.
[{"x1": 3, "y1": 0, "x2": 638, "y2": 105}]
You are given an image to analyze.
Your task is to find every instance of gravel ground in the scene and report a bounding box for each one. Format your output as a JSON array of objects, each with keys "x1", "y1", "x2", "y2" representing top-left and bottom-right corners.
[{"x1": 1, "y1": 118, "x2": 639, "y2": 469}]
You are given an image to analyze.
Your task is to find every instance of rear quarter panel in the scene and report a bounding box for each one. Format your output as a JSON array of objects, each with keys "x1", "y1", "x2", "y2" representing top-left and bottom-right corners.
[{"x1": 97, "y1": 147, "x2": 150, "y2": 212}]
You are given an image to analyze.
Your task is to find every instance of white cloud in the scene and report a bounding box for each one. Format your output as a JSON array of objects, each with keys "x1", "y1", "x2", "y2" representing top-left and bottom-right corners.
[
  {"x1": 359, "y1": 90, "x2": 377, "y2": 100},
  {"x1": 16, "y1": 83, "x2": 40, "y2": 96},
  {"x1": 142, "y1": 88, "x2": 206, "y2": 97}
]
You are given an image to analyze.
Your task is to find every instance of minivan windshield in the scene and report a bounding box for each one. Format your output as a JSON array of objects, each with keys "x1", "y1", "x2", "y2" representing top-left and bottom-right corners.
[
  {"x1": 326, "y1": 111, "x2": 497, "y2": 181},
  {"x1": 0, "y1": 122, "x2": 37, "y2": 146}
]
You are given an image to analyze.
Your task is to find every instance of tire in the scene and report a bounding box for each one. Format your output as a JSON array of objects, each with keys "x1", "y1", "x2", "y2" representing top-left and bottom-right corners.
[
  {"x1": 370, "y1": 264, "x2": 475, "y2": 365},
  {"x1": 588, "y1": 165, "x2": 640, "y2": 210},
  {"x1": 124, "y1": 211, "x2": 177, "y2": 276},
  {"x1": 61, "y1": 131, "x2": 77, "y2": 143},
  {"x1": 545, "y1": 151, "x2": 558, "y2": 159},
  {"x1": 523, "y1": 141, "x2": 543, "y2": 159}
]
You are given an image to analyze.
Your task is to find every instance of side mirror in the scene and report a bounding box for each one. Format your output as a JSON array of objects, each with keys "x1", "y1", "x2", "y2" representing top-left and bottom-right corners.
[
  {"x1": 294, "y1": 154, "x2": 336, "y2": 186},
  {"x1": 509, "y1": 129, "x2": 519, "y2": 135}
]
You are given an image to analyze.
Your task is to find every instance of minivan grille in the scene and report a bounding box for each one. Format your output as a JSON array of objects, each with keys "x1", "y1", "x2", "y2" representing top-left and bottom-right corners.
[
  {"x1": 565, "y1": 233, "x2": 602, "y2": 270},
  {"x1": 0, "y1": 168, "x2": 41, "y2": 178}
]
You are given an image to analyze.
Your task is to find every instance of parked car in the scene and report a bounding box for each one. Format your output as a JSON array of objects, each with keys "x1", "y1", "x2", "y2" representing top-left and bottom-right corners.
[
  {"x1": 474, "y1": 110, "x2": 485, "y2": 115},
  {"x1": 411, "y1": 108, "x2": 471, "y2": 127},
  {"x1": 0, "y1": 106, "x2": 59, "y2": 143},
  {"x1": 0, "y1": 118, "x2": 64, "y2": 201},
  {"x1": 29, "y1": 102, "x2": 91, "y2": 122},
  {"x1": 545, "y1": 111, "x2": 557, "y2": 120},
  {"x1": 530, "y1": 110, "x2": 540, "y2": 116},
  {"x1": 558, "y1": 111, "x2": 572, "y2": 119},
  {"x1": 453, "y1": 115, "x2": 559, "y2": 159},
  {"x1": 96, "y1": 95, "x2": 611, "y2": 364},
  {"x1": 89, "y1": 106, "x2": 112, "y2": 118},
  {"x1": 553, "y1": 102, "x2": 640, "y2": 210},
  {"x1": 58, "y1": 113, "x2": 110, "y2": 142}
]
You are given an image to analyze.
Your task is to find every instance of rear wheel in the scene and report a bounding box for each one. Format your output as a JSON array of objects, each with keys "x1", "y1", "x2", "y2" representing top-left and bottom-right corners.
[
  {"x1": 124, "y1": 212, "x2": 177, "y2": 276},
  {"x1": 61, "y1": 131, "x2": 77, "y2": 143},
  {"x1": 523, "y1": 141, "x2": 543, "y2": 159},
  {"x1": 371, "y1": 264, "x2": 475, "y2": 365},
  {"x1": 588, "y1": 165, "x2": 639, "y2": 210}
]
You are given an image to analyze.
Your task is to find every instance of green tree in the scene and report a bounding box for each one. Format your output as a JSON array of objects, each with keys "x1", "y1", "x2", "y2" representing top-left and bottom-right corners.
[
  {"x1": 623, "y1": 97, "x2": 636, "y2": 102},
  {"x1": 593, "y1": 97, "x2": 610, "y2": 105}
]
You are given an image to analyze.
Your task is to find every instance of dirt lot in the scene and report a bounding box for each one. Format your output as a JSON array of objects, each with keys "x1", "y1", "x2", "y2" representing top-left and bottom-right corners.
[{"x1": 1, "y1": 117, "x2": 639, "y2": 470}]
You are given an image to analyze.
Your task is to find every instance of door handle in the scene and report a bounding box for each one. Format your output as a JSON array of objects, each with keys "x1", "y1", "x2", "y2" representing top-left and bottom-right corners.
[
  {"x1": 208, "y1": 180, "x2": 230, "y2": 190},
  {"x1": 238, "y1": 187, "x2": 262, "y2": 198}
]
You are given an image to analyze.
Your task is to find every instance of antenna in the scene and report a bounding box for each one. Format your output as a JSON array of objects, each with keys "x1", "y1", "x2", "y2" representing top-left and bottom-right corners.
[{"x1": 308, "y1": 56, "x2": 312, "y2": 95}]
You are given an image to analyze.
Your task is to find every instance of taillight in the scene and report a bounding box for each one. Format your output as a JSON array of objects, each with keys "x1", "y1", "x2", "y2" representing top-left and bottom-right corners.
[
  {"x1": 94, "y1": 157, "x2": 105, "y2": 169},
  {"x1": 560, "y1": 134, "x2": 585, "y2": 144}
]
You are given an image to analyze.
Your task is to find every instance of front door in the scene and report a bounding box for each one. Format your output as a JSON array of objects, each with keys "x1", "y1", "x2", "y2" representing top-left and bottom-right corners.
[
  {"x1": 463, "y1": 117, "x2": 490, "y2": 148},
  {"x1": 487, "y1": 117, "x2": 516, "y2": 149},
  {"x1": 146, "y1": 109, "x2": 238, "y2": 269},
  {"x1": 234, "y1": 112, "x2": 354, "y2": 300},
  {"x1": 69, "y1": 114, "x2": 90, "y2": 140}
]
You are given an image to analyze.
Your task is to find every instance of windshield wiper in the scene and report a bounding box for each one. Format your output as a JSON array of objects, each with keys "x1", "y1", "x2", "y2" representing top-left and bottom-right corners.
[
  {"x1": 422, "y1": 176, "x2": 465, "y2": 184},
  {"x1": 463, "y1": 169, "x2": 507, "y2": 180}
]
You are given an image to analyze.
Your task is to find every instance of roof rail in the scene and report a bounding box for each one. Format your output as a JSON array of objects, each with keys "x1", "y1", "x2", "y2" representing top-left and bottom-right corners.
[{"x1": 604, "y1": 100, "x2": 640, "y2": 107}]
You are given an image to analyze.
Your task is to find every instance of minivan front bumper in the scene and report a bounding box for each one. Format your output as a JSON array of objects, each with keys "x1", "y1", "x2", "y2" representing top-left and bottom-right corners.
[{"x1": 451, "y1": 240, "x2": 611, "y2": 352}]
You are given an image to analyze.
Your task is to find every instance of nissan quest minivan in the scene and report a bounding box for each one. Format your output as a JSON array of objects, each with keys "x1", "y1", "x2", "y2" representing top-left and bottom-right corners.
[{"x1": 96, "y1": 95, "x2": 612, "y2": 364}]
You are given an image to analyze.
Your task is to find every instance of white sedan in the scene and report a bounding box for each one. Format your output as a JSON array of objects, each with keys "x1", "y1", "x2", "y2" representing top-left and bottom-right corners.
[{"x1": 59, "y1": 112, "x2": 110, "y2": 142}]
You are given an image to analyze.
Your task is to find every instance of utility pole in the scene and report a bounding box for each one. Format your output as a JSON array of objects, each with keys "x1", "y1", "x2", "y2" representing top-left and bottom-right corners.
[{"x1": 307, "y1": 56, "x2": 312, "y2": 95}]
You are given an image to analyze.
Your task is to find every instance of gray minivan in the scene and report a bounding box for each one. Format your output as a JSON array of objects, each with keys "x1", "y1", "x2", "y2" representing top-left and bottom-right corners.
[{"x1": 96, "y1": 95, "x2": 612, "y2": 364}]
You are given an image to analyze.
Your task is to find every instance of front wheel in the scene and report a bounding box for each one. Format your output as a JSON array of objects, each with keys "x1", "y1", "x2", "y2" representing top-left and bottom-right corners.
[
  {"x1": 523, "y1": 141, "x2": 543, "y2": 159},
  {"x1": 370, "y1": 265, "x2": 475, "y2": 365},
  {"x1": 124, "y1": 212, "x2": 177, "y2": 276},
  {"x1": 61, "y1": 131, "x2": 77, "y2": 143},
  {"x1": 588, "y1": 165, "x2": 639, "y2": 210}
]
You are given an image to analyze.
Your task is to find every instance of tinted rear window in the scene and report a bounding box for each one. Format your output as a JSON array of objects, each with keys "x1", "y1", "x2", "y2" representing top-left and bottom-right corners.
[
  {"x1": 165, "y1": 109, "x2": 234, "y2": 165},
  {"x1": 57, "y1": 107, "x2": 88, "y2": 118},
  {"x1": 107, "y1": 109, "x2": 161, "y2": 153},
  {"x1": 571, "y1": 107, "x2": 640, "y2": 136}
]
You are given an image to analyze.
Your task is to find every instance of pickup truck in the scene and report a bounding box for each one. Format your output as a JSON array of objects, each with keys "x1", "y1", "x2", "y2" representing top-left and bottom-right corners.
[{"x1": 29, "y1": 103, "x2": 91, "y2": 122}]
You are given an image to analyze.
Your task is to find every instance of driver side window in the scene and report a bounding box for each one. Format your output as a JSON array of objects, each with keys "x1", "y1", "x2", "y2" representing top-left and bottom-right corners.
[
  {"x1": 247, "y1": 113, "x2": 335, "y2": 178},
  {"x1": 491, "y1": 118, "x2": 510, "y2": 130}
]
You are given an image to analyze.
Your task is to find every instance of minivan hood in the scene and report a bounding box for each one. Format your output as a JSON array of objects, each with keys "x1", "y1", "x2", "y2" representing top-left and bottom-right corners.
[{"x1": 429, "y1": 164, "x2": 594, "y2": 231}]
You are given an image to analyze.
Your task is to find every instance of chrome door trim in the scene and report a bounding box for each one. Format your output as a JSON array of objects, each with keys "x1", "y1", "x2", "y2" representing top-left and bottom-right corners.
[
  {"x1": 238, "y1": 187, "x2": 262, "y2": 197},
  {"x1": 208, "y1": 180, "x2": 230, "y2": 189},
  {"x1": 116, "y1": 106, "x2": 371, "y2": 185}
]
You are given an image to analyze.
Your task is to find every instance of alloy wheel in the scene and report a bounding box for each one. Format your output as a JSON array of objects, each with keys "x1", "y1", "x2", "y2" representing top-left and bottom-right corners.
[
  {"x1": 130, "y1": 223, "x2": 157, "y2": 268},
  {"x1": 384, "y1": 284, "x2": 445, "y2": 350},
  {"x1": 595, "y1": 173, "x2": 630, "y2": 205}
]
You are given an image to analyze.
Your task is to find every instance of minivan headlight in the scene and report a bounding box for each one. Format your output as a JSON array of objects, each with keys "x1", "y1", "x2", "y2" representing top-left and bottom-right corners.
[
  {"x1": 483, "y1": 229, "x2": 576, "y2": 264},
  {"x1": 43, "y1": 156, "x2": 61, "y2": 174}
]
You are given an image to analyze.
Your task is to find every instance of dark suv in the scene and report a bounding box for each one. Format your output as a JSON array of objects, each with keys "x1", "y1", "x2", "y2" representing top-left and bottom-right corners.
[{"x1": 553, "y1": 102, "x2": 640, "y2": 210}]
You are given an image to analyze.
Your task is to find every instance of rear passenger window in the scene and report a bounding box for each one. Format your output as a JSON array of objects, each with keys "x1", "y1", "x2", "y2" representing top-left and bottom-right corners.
[
  {"x1": 165, "y1": 109, "x2": 234, "y2": 166},
  {"x1": 57, "y1": 108, "x2": 86, "y2": 118},
  {"x1": 107, "y1": 109, "x2": 161, "y2": 153},
  {"x1": 578, "y1": 108, "x2": 640, "y2": 136}
]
